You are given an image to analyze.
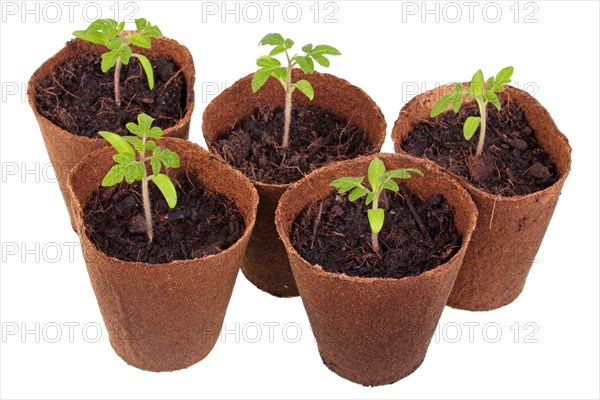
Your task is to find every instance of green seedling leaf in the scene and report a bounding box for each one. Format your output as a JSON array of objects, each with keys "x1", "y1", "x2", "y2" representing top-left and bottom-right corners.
[
  {"x1": 123, "y1": 136, "x2": 143, "y2": 152},
  {"x1": 368, "y1": 157, "x2": 385, "y2": 191},
  {"x1": 311, "y1": 44, "x2": 341, "y2": 56},
  {"x1": 294, "y1": 79, "x2": 314, "y2": 100},
  {"x1": 496, "y1": 66, "x2": 514, "y2": 85},
  {"x1": 431, "y1": 94, "x2": 452, "y2": 117},
  {"x1": 158, "y1": 149, "x2": 180, "y2": 168},
  {"x1": 73, "y1": 30, "x2": 106, "y2": 45},
  {"x1": 349, "y1": 186, "x2": 369, "y2": 201},
  {"x1": 471, "y1": 69, "x2": 485, "y2": 97},
  {"x1": 331, "y1": 176, "x2": 364, "y2": 193},
  {"x1": 100, "y1": 50, "x2": 119, "y2": 72},
  {"x1": 484, "y1": 90, "x2": 501, "y2": 111},
  {"x1": 252, "y1": 68, "x2": 272, "y2": 92},
  {"x1": 312, "y1": 54, "x2": 330, "y2": 67},
  {"x1": 151, "y1": 174, "x2": 177, "y2": 208},
  {"x1": 150, "y1": 157, "x2": 161, "y2": 176},
  {"x1": 463, "y1": 116, "x2": 481, "y2": 140},
  {"x1": 132, "y1": 54, "x2": 154, "y2": 89},
  {"x1": 112, "y1": 153, "x2": 135, "y2": 165},
  {"x1": 99, "y1": 131, "x2": 134, "y2": 155},
  {"x1": 259, "y1": 33, "x2": 285, "y2": 46},
  {"x1": 270, "y1": 45, "x2": 285, "y2": 56},
  {"x1": 382, "y1": 180, "x2": 399, "y2": 192},
  {"x1": 102, "y1": 164, "x2": 126, "y2": 186},
  {"x1": 294, "y1": 55, "x2": 315, "y2": 74},
  {"x1": 257, "y1": 55, "x2": 281, "y2": 68},
  {"x1": 367, "y1": 208, "x2": 384, "y2": 234}
]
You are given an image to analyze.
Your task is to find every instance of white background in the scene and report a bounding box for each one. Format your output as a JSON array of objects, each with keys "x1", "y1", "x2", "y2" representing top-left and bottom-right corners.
[{"x1": 1, "y1": 1, "x2": 599, "y2": 399}]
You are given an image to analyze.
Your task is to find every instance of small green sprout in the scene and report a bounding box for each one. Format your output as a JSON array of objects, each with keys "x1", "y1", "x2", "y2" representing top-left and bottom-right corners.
[
  {"x1": 431, "y1": 66, "x2": 514, "y2": 157},
  {"x1": 99, "y1": 113, "x2": 180, "y2": 242},
  {"x1": 73, "y1": 18, "x2": 162, "y2": 106},
  {"x1": 330, "y1": 158, "x2": 423, "y2": 253},
  {"x1": 252, "y1": 33, "x2": 341, "y2": 149}
]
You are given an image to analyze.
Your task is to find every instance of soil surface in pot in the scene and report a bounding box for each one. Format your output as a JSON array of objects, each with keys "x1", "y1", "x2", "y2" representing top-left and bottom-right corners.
[
  {"x1": 291, "y1": 187, "x2": 460, "y2": 279},
  {"x1": 83, "y1": 171, "x2": 244, "y2": 263},
  {"x1": 35, "y1": 50, "x2": 187, "y2": 138},
  {"x1": 402, "y1": 99, "x2": 558, "y2": 196},
  {"x1": 212, "y1": 105, "x2": 372, "y2": 184}
]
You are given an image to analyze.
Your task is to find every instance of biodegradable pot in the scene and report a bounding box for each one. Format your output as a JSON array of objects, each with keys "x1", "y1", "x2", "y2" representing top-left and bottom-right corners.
[
  {"x1": 67, "y1": 138, "x2": 257, "y2": 371},
  {"x1": 29, "y1": 37, "x2": 195, "y2": 228},
  {"x1": 203, "y1": 70, "x2": 386, "y2": 297},
  {"x1": 275, "y1": 153, "x2": 478, "y2": 385},
  {"x1": 391, "y1": 85, "x2": 571, "y2": 311}
]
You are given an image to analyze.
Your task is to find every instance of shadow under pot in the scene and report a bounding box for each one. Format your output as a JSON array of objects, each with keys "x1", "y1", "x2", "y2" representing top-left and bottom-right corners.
[
  {"x1": 29, "y1": 36, "x2": 195, "y2": 229},
  {"x1": 392, "y1": 85, "x2": 571, "y2": 311},
  {"x1": 67, "y1": 138, "x2": 258, "y2": 372},
  {"x1": 202, "y1": 69, "x2": 386, "y2": 297},
  {"x1": 275, "y1": 153, "x2": 478, "y2": 386}
]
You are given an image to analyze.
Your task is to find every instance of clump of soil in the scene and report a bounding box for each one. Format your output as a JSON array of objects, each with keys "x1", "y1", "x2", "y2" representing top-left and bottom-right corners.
[
  {"x1": 212, "y1": 105, "x2": 372, "y2": 185},
  {"x1": 35, "y1": 48, "x2": 187, "y2": 138},
  {"x1": 291, "y1": 187, "x2": 461, "y2": 279},
  {"x1": 83, "y1": 171, "x2": 244, "y2": 264},
  {"x1": 402, "y1": 98, "x2": 558, "y2": 196}
]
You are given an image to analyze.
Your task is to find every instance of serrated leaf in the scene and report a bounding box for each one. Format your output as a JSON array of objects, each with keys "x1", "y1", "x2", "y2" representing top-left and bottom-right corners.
[
  {"x1": 132, "y1": 54, "x2": 154, "y2": 89},
  {"x1": 112, "y1": 153, "x2": 135, "y2": 164},
  {"x1": 146, "y1": 140, "x2": 156, "y2": 151},
  {"x1": 368, "y1": 208, "x2": 384, "y2": 234},
  {"x1": 471, "y1": 69, "x2": 485, "y2": 98},
  {"x1": 348, "y1": 186, "x2": 368, "y2": 202},
  {"x1": 123, "y1": 136, "x2": 143, "y2": 152},
  {"x1": 431, "y1": 94, "x2": 452, "y2": 117},
  {"x1": 256, "y1": 55, "x2": 281, "y2": 69},
  {"x1": 102, "y1": 164, "x2": 126, "y2": 186},
  {"x1": 382, "y1": 180, "x2": 399, "y2": 192},
  {"x1": 368, "y1": 158, "x2": 385, "y2": 191},
  {"x1": 484, "y1": 90, "x2": 501, "y2": 111},
  {"x1": 99, "y1": 131, "x2": 134, "y2": 155},
  {"x1": 150, "y1": 157, "x2": 161, "y2": 176},
  {"x1": 146, "y1": 126, "x2": 163, "y2": 138},
  {"x1": 137, "y1": 113, "x2": 154, "y2": 133},
  {"x1": 124, "y1": 163, "x2": 143, "y2": 183},
  {"x1": 135, "y1": 18, "x2": 147, "y2": 31},
  {"x1": 272, "y1": 67, "x2": 288, "y2": 81},
  {"x1": 100, "y1": 50, "x2": 119, "y2": 72},
  {"x1": 294, "y1": 55, "x2": 314, "y2": 74},
  {"x1": 151, "y1": 174, "x2": 177, "y2": 208},
  {"x1": 159, "y1": 149, "x2": 180, "y2": 168},
  {"x1": 312, "y1": 44, "x2": 341, "y2": 56},
  {"x1": 252, "y1": 68, "x2": 271, "y2": 93},
  {"x1": 73, "y1": 30, "x2": 106, "y2": 45},
  {"x1": 312, "y1": 54, "x2": 330, "y2": 67},
  {"x1": 119, "y1": 45, "x2": 132, "y2": 64},
  {"x1": 269, "y1": 45, "x2": 285, "y2": 56},
  {"x1": 294, "y1": 79, "x2": 314, "y2": 100},
  {"x1": 259, "y1": 33, "x2": 284, "y2": 46},
  {"x1": 130, "y1": 33, "x2": 151, "y2": 48},
  {"x1": 463, "y1": 116, "x2": 481, "y2": 140},
  {"x1": 496, "y1": 66, "x2": 514, "y2": 85},
  {"x1": 331, "y1": 177, "x2": 364, "y2": 193}
]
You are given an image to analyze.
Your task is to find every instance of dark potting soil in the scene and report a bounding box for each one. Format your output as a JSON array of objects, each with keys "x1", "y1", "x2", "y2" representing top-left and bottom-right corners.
[
  {"x1": 35, "y1": 49, "x2": 187, "y2": 138},
  {"x1": 402, "y1": 98, "x2": 558, "y2": 196},
  {"x1": 291, "y1": 188, "x2": 461, "y2": 279},
  {"x1": 83, "y1": 171, "x2": 244, "y2": 264},
  {"x1": 212, "y1": 105, "x2": 373, "y2": 184}
]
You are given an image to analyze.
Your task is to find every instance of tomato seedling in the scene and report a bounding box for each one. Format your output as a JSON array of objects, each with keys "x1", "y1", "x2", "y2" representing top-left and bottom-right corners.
[
  {"x1": 331, "y1": 158, "x2": 423, "y2": 253},
  {"x1": 100, "y1": 113, "x2": 180, "y2": 242},
  {"x1": 431, "y1": 66, "x2": 514, "y2": 157},
  {"x1": 252, "y1": 33, "x2": 341, "y2": 149},
  {"x1": 74, "y1": 18, "x2": 162, "y2": 106}
]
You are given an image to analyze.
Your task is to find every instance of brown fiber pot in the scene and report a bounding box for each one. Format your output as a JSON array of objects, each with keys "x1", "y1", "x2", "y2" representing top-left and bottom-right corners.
[
  {"x1": 29, "y1": 37, "x2": 195, "y2": 228},
  {"x1": 67, "y1": 138, "x2": 257, "y2": 371},
  {"x1": 275, "y1": 153, "x2": 478, "y2": 385},
  {"x1": 203, "y1": 70, "x2": 386, "y2": 297},
  {"x1": 391, "y1": 85, "x2": 571, "y2": 311}
]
